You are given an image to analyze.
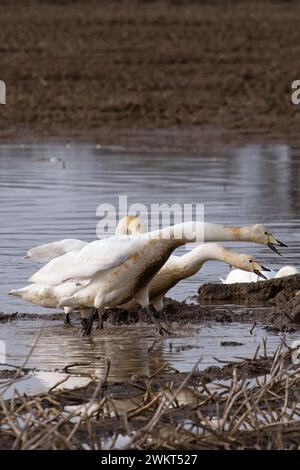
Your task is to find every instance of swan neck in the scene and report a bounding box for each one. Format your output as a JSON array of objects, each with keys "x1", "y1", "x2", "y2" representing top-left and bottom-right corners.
[
  {"x1": 180, "y1": 243, "x2": 226, "y2": 274},
  {"x1": 146, "y1": 222, "x2": 250, "y2": 244}
]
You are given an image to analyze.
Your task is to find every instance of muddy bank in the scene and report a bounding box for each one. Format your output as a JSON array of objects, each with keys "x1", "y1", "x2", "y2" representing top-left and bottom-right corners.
[
  {"x1": 94, "y1": 275, "x2": 300, "y2": 332},
  {"x1": 1, "y1": 275, "x2": 300, "y2": 332},
  {"x1": 0, "y1": 0, "x2": 300, "y2": 148},
  {"x1": 197, "y1": 274, "x2": 300, "y2": 331},
  {"x1": 198, "y1": 274, "x2": 300, "y2": 304}
]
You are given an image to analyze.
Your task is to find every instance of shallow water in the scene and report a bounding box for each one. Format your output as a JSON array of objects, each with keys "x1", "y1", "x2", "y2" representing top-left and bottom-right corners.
[
  {"x1": 0, "y1": 319, "x2": 298, "y2": 384},
  {"x1": 0, "y1": 370, "x2": 91, "y2": 400},
  {"x1": 0, "y1": 144, "x2": 299, "y2": 314}
]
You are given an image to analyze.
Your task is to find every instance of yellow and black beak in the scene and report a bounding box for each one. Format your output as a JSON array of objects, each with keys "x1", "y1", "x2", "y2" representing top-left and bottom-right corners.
[
  {"x1": 268, "y1": 238, "x2": 288, "y2": 256},
  {"x1": 253, "y1": 263, "x2": 271, "y2": 280},
  {"x1": 253, "y1": 269, "x2": 268, "y2": 280}
]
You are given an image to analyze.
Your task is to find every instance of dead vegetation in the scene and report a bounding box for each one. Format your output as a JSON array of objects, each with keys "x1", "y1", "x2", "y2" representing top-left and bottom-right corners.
[{"x1": 1, "y1": 338, "x2": 300, "y2": 450}]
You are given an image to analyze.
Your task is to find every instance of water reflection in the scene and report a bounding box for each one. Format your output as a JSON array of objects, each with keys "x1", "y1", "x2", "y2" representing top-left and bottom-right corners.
[{"x1": 0, "y1": 318, "x2": 298, "y2": 383}]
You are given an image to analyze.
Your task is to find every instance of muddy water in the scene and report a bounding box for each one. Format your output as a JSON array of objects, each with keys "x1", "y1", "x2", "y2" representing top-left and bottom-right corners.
[
  {"x1": 0, "y1": 144, "x2": 299, "y2": 314},
  {"x1": 0, "y1": 319, "x2": 298, "y2": 386}
]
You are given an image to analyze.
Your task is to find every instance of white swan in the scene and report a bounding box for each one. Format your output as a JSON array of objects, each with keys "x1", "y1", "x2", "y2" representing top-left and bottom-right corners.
[
  {"x1": 58, "y1": 222, "x2": 285, "y2": 335},
  {"x1": 221, "y1": 265, "x2": 298, "y2": 284},
  {"x1": 275, "y1": 266, "x2": 298, "y2": 278},
  {"x1": 32, "y1": 222, "x2": 285, "y2": 288},
  {"x1": 10, "y1": 216, "x2": 146, "y2": 324},
  {"x1": 121, "y1": 243, "x2": 269, "y2": 313},
  {"x1": 25, "y1": 215, "x2": 146, "y2": 262}
]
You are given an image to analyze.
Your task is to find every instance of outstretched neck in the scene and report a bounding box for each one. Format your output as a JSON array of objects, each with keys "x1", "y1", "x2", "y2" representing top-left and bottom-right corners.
[
  {"x1": 146, "y1": 222, "x2": 253, "y2": 245},
  {"x1": 203, "y1": 223, "x2": 248, "y2": 242},
  {"x1": 179, "y1": 243, "x2": 251, "y2": 276},
  {"x1": 179, "y1": 243, "x2": 228, "y2": 275},
  {"x1": 148, "y1": 222, "x2": 241, "y2": 242}
]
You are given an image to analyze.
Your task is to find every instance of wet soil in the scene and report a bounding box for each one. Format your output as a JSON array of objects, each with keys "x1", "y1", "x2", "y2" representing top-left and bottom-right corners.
[
  {"x1": 1, "y1": 0, "x2": 300, "y2": 149},
  {"x1": 94, "y1": 274, "x2": 300, "y2": 333},
  {"x1": 1, "y1": 275, "x2": 300, "y2": 332},
  {"x1": 197, "y1": 274, "x2": 300, "y2": 331}
]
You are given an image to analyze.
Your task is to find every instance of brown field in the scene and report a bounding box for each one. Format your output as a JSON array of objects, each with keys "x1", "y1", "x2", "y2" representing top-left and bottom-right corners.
[{"x1": 0, "y1": 0, "x2": 300, "y2": 148}]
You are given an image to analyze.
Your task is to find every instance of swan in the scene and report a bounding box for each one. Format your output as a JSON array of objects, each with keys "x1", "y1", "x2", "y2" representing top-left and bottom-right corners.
[
  {"x1": 10, "y1": 216, "x2": 146, "y2": 325},
  {"x1": 25, "y1": 215, "x2": 146, "y2": 262},
  {"x1": 275, "y1": 266, "x2": 298, "y2": 278},
  {"x1": 221, "y1": 265, "x2": 298, "y2": 284},
  {"x1": 120, "y1": 243, "x2": 270, "y2": 313},
  {"x1": 32, "y1": 222, "x2": 285, "y2": 288},
  {"x1": 58, "y1": 222, "x2": 285, "y2": 335}
]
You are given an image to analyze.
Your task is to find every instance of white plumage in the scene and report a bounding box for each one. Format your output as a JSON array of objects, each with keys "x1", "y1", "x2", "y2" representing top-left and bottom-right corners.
[{"x1": 221, "y1": 265, "x2": 298, "y2": 284}]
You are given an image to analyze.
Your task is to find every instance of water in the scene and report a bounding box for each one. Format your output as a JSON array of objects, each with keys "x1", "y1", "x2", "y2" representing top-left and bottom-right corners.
[
  {"x1": 0, "y1": 370, "x2": 91, "y2": 400},
  {"x1": 0, "y1": 318, "x2": 298, "y2": 384},
  {"x1": 0, "y1": 143, "x2": 299, "y2": 314}
]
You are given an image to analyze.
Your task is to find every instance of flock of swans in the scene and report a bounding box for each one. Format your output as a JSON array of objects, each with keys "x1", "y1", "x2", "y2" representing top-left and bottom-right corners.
[{"x1": 9, "y1": 216, "x2": 293, "y2": 336}]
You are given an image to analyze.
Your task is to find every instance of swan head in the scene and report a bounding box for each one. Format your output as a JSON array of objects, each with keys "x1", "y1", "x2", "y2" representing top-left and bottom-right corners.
[
  {"x1": 233, "y1": 254, "x2": 271, "y2": 279},
  {"x1": 115, "y1": 216, "x2": 146, "y2": 236},
  {"x1": 246, "y1": 224, "x2": 287, "y2": 255}
]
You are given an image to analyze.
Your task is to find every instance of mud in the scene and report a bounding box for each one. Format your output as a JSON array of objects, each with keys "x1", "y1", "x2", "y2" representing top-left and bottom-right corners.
[
  {"x1": 96, "y1": 275, "x2": 300, "y2": 332},
  {"x1": 1, "y1": 0, "x2": 300, "y2": 149},
  {"x1": 197, "y1": 274, "x2": 300, "y2": 331},
  {"x1": 1, "y1": 275, "x2": 300, "y2": 333}
]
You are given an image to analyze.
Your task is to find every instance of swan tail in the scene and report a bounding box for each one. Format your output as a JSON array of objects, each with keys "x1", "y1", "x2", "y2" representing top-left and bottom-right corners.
[
  {"x1": 219, "y1": 277, "x2": 225, "y2": 284},
  {"x1": 25, "y1": 247, "x2": 51, "y2": 262},
  {"x1": 9, "y1": 289, "x2": 22, "y2": 297}
]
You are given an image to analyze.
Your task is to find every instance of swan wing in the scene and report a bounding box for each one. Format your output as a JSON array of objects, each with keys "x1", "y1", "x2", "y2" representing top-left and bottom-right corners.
[
  {"x1": 31, "y1": 236, "x2": 143, "y2": 286},
  {"x1": 26, "y1": 239, "x2": 88, "y2": 262},
  {"x1": 29, "y1": 251, "x2": 80, "y2": 285},
  {"x1": 62, "y1": 236, "x2": 143, "y2": 281}
]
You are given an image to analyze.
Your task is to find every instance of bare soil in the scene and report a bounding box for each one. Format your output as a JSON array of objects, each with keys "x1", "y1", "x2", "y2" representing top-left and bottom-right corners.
[{"x1": 1, "y1": 0, "x2": 300, "y2": 149}]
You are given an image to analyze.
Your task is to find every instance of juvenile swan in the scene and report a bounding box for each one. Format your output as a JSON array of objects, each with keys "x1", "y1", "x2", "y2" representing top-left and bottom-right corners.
[
  {"x1": 59, "y1": 222, "x2": 285, "y2": 335},
  {"x1": 121, "y1": 243, "x2": 270, "y2": 313}
]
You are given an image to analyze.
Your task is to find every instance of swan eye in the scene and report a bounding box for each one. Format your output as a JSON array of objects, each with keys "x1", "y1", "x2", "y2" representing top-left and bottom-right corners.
[
  {"x1": 249, "y1": 259, "x2": 253, "y2": 263},
  {"x1": 264, "y1": 231, "x2": 268, "y2": 235}
]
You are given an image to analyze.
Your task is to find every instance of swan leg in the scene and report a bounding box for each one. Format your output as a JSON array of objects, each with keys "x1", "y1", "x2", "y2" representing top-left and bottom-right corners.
[
  {"x1": 151, "y1": 296, "x2": 171, "y2": 329},
  {"x1": 96, "y1": 309, "x2": 104, "y2": 330},
  {"x1": 145, "y1": 305, "x2": 173, "y2": 336},
  {"x1": 81, "y1": 308, "x2": 98, "y2": 336},
  {"x1": 156, "y1": 307, "x2": 171, "y2": 330},
  {"x1": 64, "y1": 313, "x2": 73, "y2": 327}
]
